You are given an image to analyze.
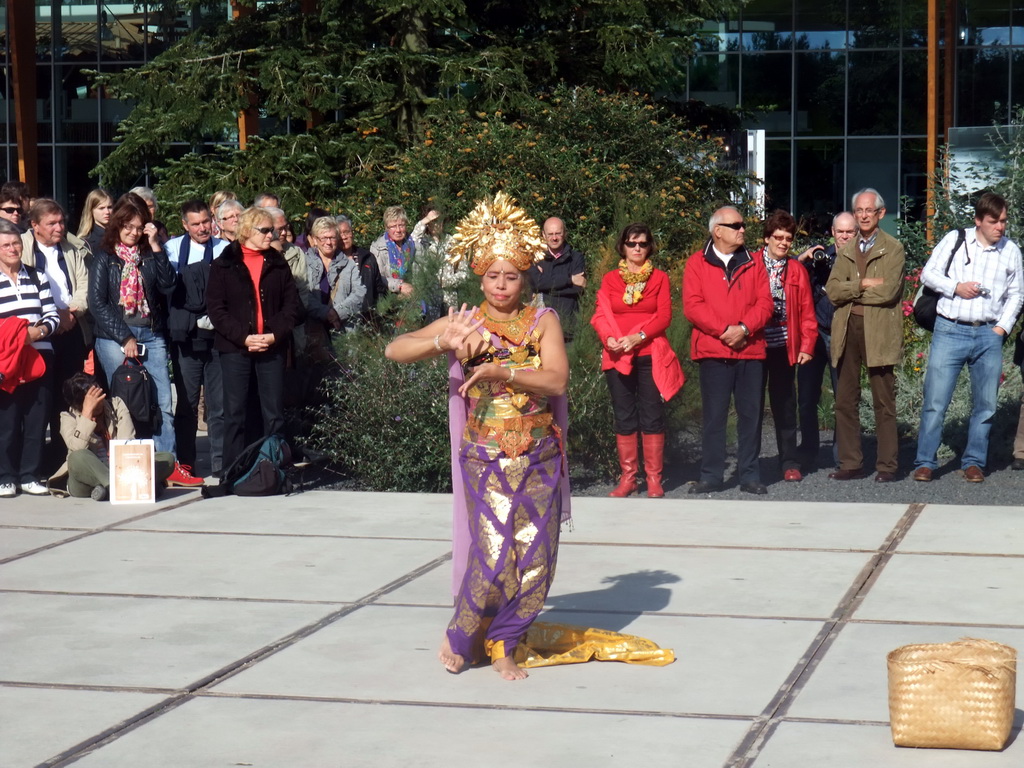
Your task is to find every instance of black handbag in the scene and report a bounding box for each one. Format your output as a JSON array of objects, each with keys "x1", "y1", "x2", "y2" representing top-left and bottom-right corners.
[
  {"x1": 110, "y1": 357, "x2": 162, "y2": 433},
  {"x1": 913, "y1": 228, "x2": 965, "y2": 332}
]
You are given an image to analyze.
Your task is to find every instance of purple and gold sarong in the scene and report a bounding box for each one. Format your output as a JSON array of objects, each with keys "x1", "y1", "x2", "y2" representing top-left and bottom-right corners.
[{"x1": 445, "y1": 306, "x2": 571, "y2": 664}]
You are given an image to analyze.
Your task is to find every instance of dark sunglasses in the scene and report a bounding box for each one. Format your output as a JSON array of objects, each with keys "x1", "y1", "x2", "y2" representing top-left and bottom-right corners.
[
  {"x1": 0, "y1": 206, "x2": 21, "y2": 215},
  {"x1": 717, "y1": 221, "x2": 745, "y2": 230},
  {"x1": 624, "y1": 241, "x2": 651, "y2": 249},
  {"x1": 255, "y1": 226, "x2": 275, "y2": 235}
]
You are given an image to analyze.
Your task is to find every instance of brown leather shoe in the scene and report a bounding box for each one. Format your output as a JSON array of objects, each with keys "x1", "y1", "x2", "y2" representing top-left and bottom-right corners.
[
  {"x1": 963, "y1": 465, "x2": 985, "y2": 483},
  {"x1": 828, "y1": 468, "x2": 866, "y2": 480},
  {"x1": 874, "y1": 471, "x2": 897, "y2": 483},
  {"x1": 912, "y1": 467, "x2": 932, "y2": 482}
]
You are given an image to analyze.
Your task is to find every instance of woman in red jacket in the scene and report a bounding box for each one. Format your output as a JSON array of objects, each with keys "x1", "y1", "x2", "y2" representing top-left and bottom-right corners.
[
  {"x1": 591, "y1": 224, "x2": 684, "y2": 498},
  {"x1": 755, "y1": 210, "x2": 817, "y2": 482}
]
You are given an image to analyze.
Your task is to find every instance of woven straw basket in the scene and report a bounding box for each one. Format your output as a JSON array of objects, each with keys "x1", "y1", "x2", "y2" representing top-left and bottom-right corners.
[{"x1": 887, "y1": 638, "x2": 1017, "y2": 750}]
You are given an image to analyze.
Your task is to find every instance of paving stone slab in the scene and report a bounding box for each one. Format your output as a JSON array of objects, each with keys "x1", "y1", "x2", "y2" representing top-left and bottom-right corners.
[
  {"x1": 898, "y1": 504, "x2": 1024, "y2": 555},
  {"x1": 854, "y1": 553, "x2": 1024, "y2": 626},
  {"x1": 0, "y1": 530, "x2": 448, "y2": 602},
  {"x1": 213, "y1": 604, "x2": 824, "y2": 718},
  {"x1": 121, "y1": 490, "x2": 453, "y2": 540},
  {"x1": 570, "y1": 498, "x2": 907, "y2": 551},
  {"x1": 752, "y1": 720, "x2": 1022, "y2": 767},
  {"x1": 1, "y1": 592, "x2": 337, "y2": 689},
  {"x1": 0, "y1": 685, "x2": 167, "y2": 768},
  {"x1": 0, "y1": 490, "x2": 200, "y2": 529},
  {"x1": 542, "y1": 544, "x2": 872, "y2": 619},
  {"x1": 0, "y1": 527, "x2": 87, "y2": 561},
  {"x1": 68, "y1": 696, "x2": 754, "y2": 768},
  {"x1": 786, "y1": 622, "x2": 1024, "y2": 723}
]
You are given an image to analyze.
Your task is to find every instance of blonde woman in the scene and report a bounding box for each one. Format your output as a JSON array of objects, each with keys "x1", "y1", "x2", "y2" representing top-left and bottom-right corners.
[{"x1": 76, "y1": 188, "x2": 113, "y2": 254}]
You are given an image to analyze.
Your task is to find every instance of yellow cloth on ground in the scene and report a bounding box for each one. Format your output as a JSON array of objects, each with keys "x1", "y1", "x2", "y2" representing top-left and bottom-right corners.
[{"x1": 515, "y1": 622, "x2": 675, "y2": 667}]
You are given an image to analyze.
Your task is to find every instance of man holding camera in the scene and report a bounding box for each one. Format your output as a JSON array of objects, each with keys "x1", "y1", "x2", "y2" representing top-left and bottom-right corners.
[
  {"x1": 913, "y1": 192, "x2": 1022, "y2": 483},
  {"x1": 796, "y1": 212, "x2": 856, "y2": 467}
]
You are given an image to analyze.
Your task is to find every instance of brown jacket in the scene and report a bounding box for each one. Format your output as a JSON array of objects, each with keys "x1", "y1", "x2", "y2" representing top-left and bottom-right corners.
[{"x1": 826, "y1": 228, "x2": 906, "y2": 368}]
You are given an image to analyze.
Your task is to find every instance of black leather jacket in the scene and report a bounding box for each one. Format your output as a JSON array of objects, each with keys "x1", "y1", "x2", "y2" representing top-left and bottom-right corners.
[{"x1": 88, "y1": 246, "x2": 175, "y2": 344}]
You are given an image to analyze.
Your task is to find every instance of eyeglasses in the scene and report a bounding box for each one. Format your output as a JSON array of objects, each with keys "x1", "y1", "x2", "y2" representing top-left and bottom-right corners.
[
  {"x1": 317, "y1": 235, "x2": 338, "y2": 241},
  {"x1": 769, "y1": 234, "x2": 794, "y2": 243},
  {"x1": 854, "y1": 208, "x2": 879, "y2": 216},
  {"x1": 0, "y1": 206, "x2": 21, "y2": 215},
  {"x1": 717, "y1": 221, "x2": 745, "y2": 230},
  {"x1": 624, "y1": 241, "x2": 651, "y2": 249},
  {"x1": 386, "y1": 223, "x2": 407, "y2": 230},
  {"x1": 255, "y1": 226, "x2": 275, "y2": 235}
]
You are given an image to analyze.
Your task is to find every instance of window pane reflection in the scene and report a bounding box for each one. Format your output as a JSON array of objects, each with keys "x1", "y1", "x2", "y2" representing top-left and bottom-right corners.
[
  {"x1": 795, "y1": 0, "x2": 847, "y2": 50},
  {"x1": 901, "y1": 51, "x2": 927, "y2": 134},
  {"x1": 742, "y1": 0, "x2": 793, "y2": 51},
  {"x1": 849, "y1": 0, "x2": 903, "y2": 49},
  {"x1": 957, "y1": 48, "x2": 1010, "y2": 126},
  {"x1": 764, "y1": 140, "x2": 792, "y2": 211},
  {"x1": 848, "y1": 51, "x2": 900, "y2": 134},
  {"x1": 689, "y1": 54, "x2": 740, "y2": 107},
  {"x1": 795, "y1": 139, "x2": 845, "y2": 227},
  {"x1": 847, "y1": 138, "x2": 898, "y2": 227},
  {"x1": 958, "y1": 0, "x2": 1012, "y2": 46},
  {"x1": 742, "y1": 53, "x2": 792, "y2": 135},
  {"x1": 795, "y1": 51, "x2": 845, "y2": 135}
]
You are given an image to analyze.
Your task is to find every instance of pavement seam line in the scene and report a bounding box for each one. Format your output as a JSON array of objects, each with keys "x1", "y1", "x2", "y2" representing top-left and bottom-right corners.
[
  {"x1": 0, "y1": 494, "x2": 205, "y2": 566},
  {"x1": 37, "y1": 551, "x2": 452, "y2": 768},
  {"x1": 723, "y1": 502, "x2": 925, "y2": 768}
]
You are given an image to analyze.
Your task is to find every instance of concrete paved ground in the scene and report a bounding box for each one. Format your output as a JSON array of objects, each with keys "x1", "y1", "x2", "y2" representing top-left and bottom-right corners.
[{"x1": 2, "y1": 490, "x2": 1024, "y2": 767}]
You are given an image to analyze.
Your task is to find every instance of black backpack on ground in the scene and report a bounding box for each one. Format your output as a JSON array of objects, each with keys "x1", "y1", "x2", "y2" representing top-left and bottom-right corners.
[
  {"x1": 110, "y1": 357, "x2": 161, "y2": 433},
  {"x1": 201, "y1": 434, "x2": 294, "y2": 498}
]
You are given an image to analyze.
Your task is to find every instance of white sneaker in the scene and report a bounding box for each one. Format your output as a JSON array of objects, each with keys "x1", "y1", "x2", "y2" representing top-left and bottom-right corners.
[
  {"x1": 19, "y1": 481, "x2": 48, "y2": 496},
  {"x1": 0, "y1": 483, "x2": 16, "y2": 497}
]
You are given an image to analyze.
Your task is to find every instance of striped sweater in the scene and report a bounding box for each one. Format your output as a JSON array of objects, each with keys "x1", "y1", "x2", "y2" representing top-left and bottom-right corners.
[{"x1": 0, "y1": 264, "x2": 60, "y2": 352}]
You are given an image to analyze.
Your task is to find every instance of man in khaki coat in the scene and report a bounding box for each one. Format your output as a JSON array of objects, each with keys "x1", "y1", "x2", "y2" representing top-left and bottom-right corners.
[{"x1": 826, "y1": 188, "x2": 906, "y2": 482}]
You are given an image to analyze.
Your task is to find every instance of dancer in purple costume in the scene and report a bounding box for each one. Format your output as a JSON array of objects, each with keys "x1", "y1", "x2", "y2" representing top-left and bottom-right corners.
[{"x1": 385, "y1": 193, "x2": 571, "y2": 680}]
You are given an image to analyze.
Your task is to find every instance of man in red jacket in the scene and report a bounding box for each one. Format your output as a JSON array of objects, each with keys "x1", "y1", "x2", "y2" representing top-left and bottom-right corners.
[{"x1": 683, "y1": 206, "x2": 774, "y2": 494}]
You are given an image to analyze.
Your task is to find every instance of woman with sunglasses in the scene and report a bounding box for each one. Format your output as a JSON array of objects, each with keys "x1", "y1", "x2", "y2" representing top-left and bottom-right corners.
[
  {"x1": 753, "y1": 210, "x2": 817, "y2": 482},
  {"x1": 207, "y1": 207, "x2": 301, "y2": 460},
  {"x1": 591, "y1": 223, "x2": 683, "y2": 498}
]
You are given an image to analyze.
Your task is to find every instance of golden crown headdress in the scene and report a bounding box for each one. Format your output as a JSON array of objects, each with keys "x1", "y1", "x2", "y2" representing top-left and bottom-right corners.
[{"x1": 447, "y1": 191, "x2": 546, "y2": 275}]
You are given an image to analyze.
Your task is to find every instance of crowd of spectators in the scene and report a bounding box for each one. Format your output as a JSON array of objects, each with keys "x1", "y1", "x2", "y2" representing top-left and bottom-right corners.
[{"x1": 0, "y1": 179, "x2": 1021, "y2": 501}]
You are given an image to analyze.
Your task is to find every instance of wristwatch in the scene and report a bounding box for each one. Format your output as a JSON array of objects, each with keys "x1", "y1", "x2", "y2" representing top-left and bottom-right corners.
[
  {"x1": 637, "y1": 330, "x2": 647, "y2": 342},
  {"x1": 738, "y1": 322, "x2": 750, "y2": 337}
]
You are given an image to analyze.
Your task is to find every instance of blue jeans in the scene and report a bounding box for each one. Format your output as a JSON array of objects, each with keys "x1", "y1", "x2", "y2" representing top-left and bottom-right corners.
[
  {"x1": 914, "y1": 316, "x2": 1004, "y2": 470},
  {"x1": 94, "y1": 328, "x2": 176, "y2": 456}
]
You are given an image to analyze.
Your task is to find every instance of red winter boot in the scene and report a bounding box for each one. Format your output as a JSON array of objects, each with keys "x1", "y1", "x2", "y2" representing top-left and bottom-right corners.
[
  {"x1": 609, "y1": 434, "x2": 639, "y2": 497},
  {"x1": 642, "y1": 433, "x2": 665, "y2": 498}
]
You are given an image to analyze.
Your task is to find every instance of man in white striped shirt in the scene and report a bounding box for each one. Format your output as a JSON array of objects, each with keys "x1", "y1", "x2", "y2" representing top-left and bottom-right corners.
[{"x1": 913, "y1": 192, "x2": 1024, "y2": 483}]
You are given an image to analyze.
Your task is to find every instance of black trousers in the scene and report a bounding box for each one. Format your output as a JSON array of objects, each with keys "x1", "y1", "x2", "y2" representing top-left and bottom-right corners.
[
  {"x1": 172, "y1": 341, "x2": 224, "y2": 473},
  {"x1": 604, "y1": 356, "x2": 665, "y2": 434},
  {"x1": 44, "y1": 328, "x2": 88, "y2": 473},
  {"x1": 796, "y1": 330, "x2": 837, "y2": 462},
  {"x1": 219, "y1": 349, "x2": 286, "y2": 462},
  {"x1": 697, "y1": 358, "x2": 764, "y2": 485},
  {"x1": 0, "y1": 352, "x2": 53, "y2": 484},
  {"x1": 761, "y1": 346, "x2": 800, "y2": 471}
]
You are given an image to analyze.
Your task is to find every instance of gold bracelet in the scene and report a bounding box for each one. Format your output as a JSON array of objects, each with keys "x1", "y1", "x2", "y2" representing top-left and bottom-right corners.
[{"x1": 433, "y1": 334, "x2": 443, "y2": 352}]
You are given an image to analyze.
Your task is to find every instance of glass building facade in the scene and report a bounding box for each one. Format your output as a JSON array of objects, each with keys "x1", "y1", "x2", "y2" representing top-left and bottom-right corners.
[
  {"x1": 686, "y1": 0, "x2": 1024, "y2": 231},
  {"x1": 3, "y1": 1, "x2": 1023, "y2": 229},
  {"x1": 1, "y1": 1, "x2": 225, "y2": 216}
]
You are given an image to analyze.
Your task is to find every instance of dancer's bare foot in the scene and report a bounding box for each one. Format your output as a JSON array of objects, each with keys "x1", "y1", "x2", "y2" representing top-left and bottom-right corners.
[
  {"x1": 492, "y1": 655, "x2": 528, "y2": 680},
  {"x1": 439, "y1": 636, "x2": 465, "y2": 674}
]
